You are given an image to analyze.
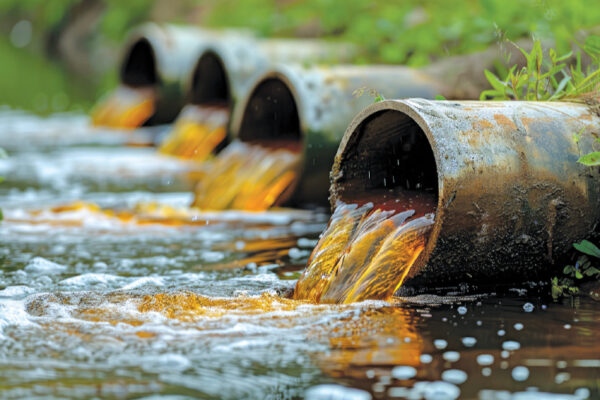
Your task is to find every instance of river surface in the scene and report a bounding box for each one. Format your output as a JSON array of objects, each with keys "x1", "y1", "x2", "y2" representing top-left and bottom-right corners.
[{"x1": 0, "y1": 110, "x2": 599, "y2": 400}]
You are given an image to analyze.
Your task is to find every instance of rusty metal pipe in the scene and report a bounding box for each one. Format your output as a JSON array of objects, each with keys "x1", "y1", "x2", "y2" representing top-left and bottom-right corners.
[
  {"x1": 330, "y1": 99, "x2": 600, "y2": 289},
  {"x1": 230, "y1": 65, "x2": 451, "y2": 206}
]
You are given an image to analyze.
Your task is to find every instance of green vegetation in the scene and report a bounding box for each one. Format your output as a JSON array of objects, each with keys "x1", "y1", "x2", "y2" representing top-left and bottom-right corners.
[
  {"x1": 552, "y1": 240, "x2": 600, "y2": 298},
  {"x1": 480, "y1": 35, "x2": 600, "y2": 101}
]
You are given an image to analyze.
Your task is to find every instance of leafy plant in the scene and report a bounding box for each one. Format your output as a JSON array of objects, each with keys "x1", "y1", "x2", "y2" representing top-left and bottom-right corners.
[
  {"x1": 552, "y1": 240, "x2": 600, "y2": 298},
  {"x1": 352, "y1": 87, "x2": 385, "y2": 103},
  {"x1": 480, "y1": 35, "x2": 600, "y2": 101}
]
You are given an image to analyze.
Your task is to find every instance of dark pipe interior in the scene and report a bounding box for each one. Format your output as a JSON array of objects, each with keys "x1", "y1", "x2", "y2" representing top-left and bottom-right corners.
[
  {"x1": 238, "y1": 78, "x2": 301, "y2": 143},
  {"x1": 339, "y1": 110, "x2": 438, "y2": 208},
  {"x1": 190, "y1": 52, "x2": 231, "y2": 106},
  {"x1": 120, "y1": 38, "x2": 158, "y2": 87}
]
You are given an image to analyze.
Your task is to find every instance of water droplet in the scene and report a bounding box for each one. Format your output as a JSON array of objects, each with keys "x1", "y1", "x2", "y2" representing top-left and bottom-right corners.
[
  {"x1": 481, "y1": 367, "x2": 492, "y2": 377},
  {"x1": 434, "y1": 339, "x2": 448, "y2": 349},
  {"x1": 457, "y1": 306, "x2": 467, "y2": 315},
  {"x1": 443, "y1": 351, "x2": 460, "y2": 362},
  {"x1": 441, "y1": 369, "x2": 468, "y2": 384},
  {"x1": 523, "y1": 302, "x2": 535, "y2": 312},
  {"x1": 497, "y1": 329, "x2": 506, "y2": 336},
  {"x1": 420, "y1": 354, "x2": 433, "y2": 364},
  {"x1": 564, "y1": 324, "x2": 572, "y2": 330},
  {"x1": 502, "y1": 341, "x2": 521, "y2": 351},
  {"x1": 555, "y1": 372, "x2": 570, "y2": 384},
  {"x1": 501, "y1": 351, "x2": 510, "y2": 359},
  {"x1": 514, "y1": 323, "x2": 524, "y2": 330},
  {"x1": 391, "y1": 366, "x2": 417, "y2": 380},
  {"x1": 306, "y1": 384, "x2": 372, "y2": 400},
  {"x1": 511, "y1": 366, "x2": 530, "y2": 381},
  {"x1": 476, "y1": 354, "x2": 494, "y2": 366},
  {"x1": 461, "y1": 337, "x2": 476, "y2": 347}
]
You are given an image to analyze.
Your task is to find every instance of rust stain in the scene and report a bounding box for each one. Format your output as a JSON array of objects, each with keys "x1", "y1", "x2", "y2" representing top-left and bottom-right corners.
[
  {"x1": 472, "y1": 119, "x2": 494, "y2": 131},
  {"x1": 493, "y1": 114, "x2": 517, "y2": 130}
]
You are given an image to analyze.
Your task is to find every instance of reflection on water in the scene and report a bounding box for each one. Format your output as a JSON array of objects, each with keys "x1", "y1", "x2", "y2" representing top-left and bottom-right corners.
[
  {"x1": 0, "y1": 113, "x2": 598, "y2": 399},
  {"x1": 159, "y1": 105, "x2": 229, "y2": 161}
]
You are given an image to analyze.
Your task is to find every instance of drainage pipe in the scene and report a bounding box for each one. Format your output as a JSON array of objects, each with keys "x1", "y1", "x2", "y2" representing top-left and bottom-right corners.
[
  {"x1": 175, "y1": 38, "x2": 356, "y2": 150},
  {"x1": 230, "y1": 65, "x2": 451, "y2": 206},
  {"x1": 330, "y1": 98, "x2": 600, "y2": 289},
  {"x1": 116, "y1": 23, "x2": 243, "y2": 125}
]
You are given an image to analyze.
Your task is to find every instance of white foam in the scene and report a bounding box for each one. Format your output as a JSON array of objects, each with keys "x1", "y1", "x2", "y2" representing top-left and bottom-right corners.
[
  {"x1": 24, "y1": 257, "x2": 67, "y2": 274},
  {"x1": 305, "y1": 384, "x2": 372, "y2": 400}
]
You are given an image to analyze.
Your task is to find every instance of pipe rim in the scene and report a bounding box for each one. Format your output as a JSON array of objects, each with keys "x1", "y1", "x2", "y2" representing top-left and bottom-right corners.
[{"x1": 331, "y1": 98, "x2": 445, "y2": 276}]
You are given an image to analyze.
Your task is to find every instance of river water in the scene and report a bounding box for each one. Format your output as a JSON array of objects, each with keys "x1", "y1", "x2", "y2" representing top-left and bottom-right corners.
[{"x1": 0, "y1": 109, "x2": 598, "y2": 400}]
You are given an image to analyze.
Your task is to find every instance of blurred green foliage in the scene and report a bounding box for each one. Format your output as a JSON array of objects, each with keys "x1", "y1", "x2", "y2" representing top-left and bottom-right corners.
[
  {"x1": 2, "y1": 0, "x2": 600, "y2": 113},
  {"x1": 3, "y1": 0, "x2": 600, "y2": 66}
]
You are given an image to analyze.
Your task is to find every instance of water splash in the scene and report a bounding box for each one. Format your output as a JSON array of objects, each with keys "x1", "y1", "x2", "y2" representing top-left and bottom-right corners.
[
  {"x1": 192, "y1": 141, "x2": 301, "y2": 211},
  {"x1": 294, "y1": 193, "x2": 435, "y2": 303},
  {"x1": 158, "y1": 105, "x2": 229, "y2": 161},
  {"x1": 91, "y1": 85, "x2": 155, "y2": 129}
]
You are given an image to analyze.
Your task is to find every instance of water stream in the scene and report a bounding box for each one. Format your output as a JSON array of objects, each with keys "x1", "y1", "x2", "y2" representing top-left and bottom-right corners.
[{"x1": 0, "y1": 111, "x2": 598, "y2": 399}]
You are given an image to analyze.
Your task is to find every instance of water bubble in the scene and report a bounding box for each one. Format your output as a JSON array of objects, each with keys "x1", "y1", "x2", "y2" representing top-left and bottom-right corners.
[
  {"x1": 441, "y1": 369, "x2": 468, "y2": 384},
  {"x1": 476, "y1": 320, "x2": 482, "y2": 326},
  {"x1": 366, "y1": 370, "x2": 375, "y2": 379},
  {"x1": 555, "y1": 372, "x2": 571, "y2": 384},
  {"x1": 391, "y1": 366, "x2": 417, "y2": 380},
  {"x1": 574, "y1": 387, "x2": 591, "y2": 399},
  {"x1": 497, "y1": 329, "x2": 506, "y2": 336},
  {"x1": 564, "y1": 324, "x2": 572, "y2": 330},
  {"x1": 476, "y1": 354, "x2": 494, "y2": 366},
  {"x1": 511, "y1": 366, "x2": 530, "y2": 381},
  {"x1": 481, "y1": 367, "x2": 492, "y2": 377},
  {"x1": 434, "y1": 339, "x2": 448, "y2": 349},
  {"x1": 420, "y1": 354, "x2": 433, "y2": 364},
  {"x1": 501, "y1": 351, "x2": 510, "y2": 359},
  {"x1": 305, "y1": 384, "x2": 372, "y2": 400},
  {"x1": 414, "y1": 381, "x2": 460, "y2": 400},
  {"x1": 523, "y1": 302, "x2": 535, "y2": 312},
  {"x1": 461, "y1": 337, "x2": 476, "y2": 347},
  {"x1": 457, "y1": 306, "x2": 467, "y2": 315},
  {"x1": 443, "y1": 351, "x2": 460, "y2": 362},
  {"x1": 556, "y1": 360, "x2": 568, "y2": 369},
  {"x1": 502, "y1": 341, "x2": 521, "y2": 351},
  {"x1": 514, "y1": 323, "x2": 524, "y2": 330}
]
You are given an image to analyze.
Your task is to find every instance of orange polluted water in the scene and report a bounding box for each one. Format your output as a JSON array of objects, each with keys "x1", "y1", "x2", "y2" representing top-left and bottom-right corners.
[
  {"x1": 192, "y1": 140, "x2": 301, "y2": 211},
  {"x1": 91, "y1": 85, "x2": 156, "y2": 129},
  {"x1": 294, "y1": 195, "x2": 435, "y2": 304},
  {"x1": 159, "y1": 104, "x2": 229, "y2": 161}
]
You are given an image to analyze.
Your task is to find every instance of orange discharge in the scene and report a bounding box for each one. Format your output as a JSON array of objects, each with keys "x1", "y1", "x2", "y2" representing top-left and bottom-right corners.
[
  {"x1": 294, "y1": 199, "x2": 434, "y2": 304},
  {"x1": 192, "y1": 141, "x2": 301, "y2": 211},
  {"x1": 91, "y1": 85, "x2": 155, "y2": 129},
  {"x1": 159, "y1": 105, "x2": 229, "y2": 161}
]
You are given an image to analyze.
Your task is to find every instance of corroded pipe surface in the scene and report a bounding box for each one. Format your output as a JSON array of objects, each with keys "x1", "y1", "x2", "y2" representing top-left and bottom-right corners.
[
  {"x1": 231, "y1": 65, "x2": 451, "y2": 206},
  {"x1": 331, "y1": 99, "x2": 600, "y2": 289}
]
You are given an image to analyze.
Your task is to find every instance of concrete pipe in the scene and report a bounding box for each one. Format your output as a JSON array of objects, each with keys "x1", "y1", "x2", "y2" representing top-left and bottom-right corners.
[
  {"x1": 117, "y1": 23, "x2": 222, "y2": 125},
  {"x1": 230, "y1": 65, "x2": 451, "y2": 206},
  {"x1": 330, "y1": 98, "x2": 600, "y2": 289},
  {"x1": 170, "y1": 39, "x2": 356, "y2": 153}
]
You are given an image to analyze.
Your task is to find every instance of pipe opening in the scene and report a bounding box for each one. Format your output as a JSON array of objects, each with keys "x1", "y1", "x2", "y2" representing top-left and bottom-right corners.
[
  {"x1": 120, "y1": 38, "x2": 158, "y2": 87},
  {"x1": 238, "y1": 78, "x2": 301, "y2": 147},
  {"x1": 338, "y1": 110, "x2": 438, "y2": 216},
  {"x1": 190, "y1": 52, "x2": 231, "y2": 107}
]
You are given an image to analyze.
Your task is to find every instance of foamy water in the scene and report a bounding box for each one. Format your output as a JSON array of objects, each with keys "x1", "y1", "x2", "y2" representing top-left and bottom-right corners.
[{"x1": 0, "y1": 112, "x2": 598, "y2": 399}]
